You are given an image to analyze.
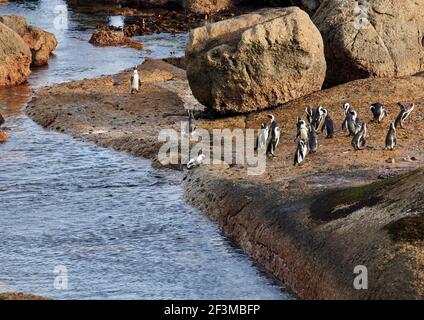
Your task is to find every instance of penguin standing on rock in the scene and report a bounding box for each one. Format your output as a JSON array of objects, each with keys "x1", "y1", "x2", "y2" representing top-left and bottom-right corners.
[
  {"x1": 305, "y1": 107, "x2": 315, "y2": 125},
  {"x1": 296, "y1": 117, "x2": 309, "y2": 142},
  {"x1": 352, "y1": 122, "x2": 367, "y2": 150},
  {"x1": 187, "y1": 109, "x2": 196, "y2": 135},
  {"x1": 187, "y1": 153, "x2": 206, "y2": 169},
  {"x1": 395, "y1": 103, "x2": 415, "y2": 129},
  {"x1": 370, "y1": 103, "x2": 388, "y2": 123},
  {"x1": 130, "y1": 67, "x2": 142, "y2": 94},
  {"x1": 385, "y1": 123, "x2": 397, "y2": 150},
  {"x1": 308, "y1": 127, "x2": 318, "y2": 153},
  {"x1": 266, "y1": 114, "x2": 281, "y2": 157},
  {"x1": 312, "y1": 106, "x2": 327, "y2": 132},
  {"x1": 255, "y1": 123, "x2": 269, "y2": 151},
  {"x1": 322, "y1": 113, "x2": 335, "y2": 138},
  {"x1": 294, "y1": 139, "x2": 308, "y2": 166},
  {"x1": 346, "y1": 109, "x2": 360, "y2": 136},
  {"x1": 342, "y1": 102, "x2": 351, "y2": 132}
]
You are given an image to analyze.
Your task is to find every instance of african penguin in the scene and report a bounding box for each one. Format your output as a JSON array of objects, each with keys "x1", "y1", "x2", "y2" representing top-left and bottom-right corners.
[
  {"x1": 322, "y1": 114, "x2": 335, "y2": 138},
  {"x1": 187, "y1": 154, "x2": 206, "y2": 169},
  {"x1": 351, "y1": 122, "x2": 367, "y2": 150},
  {"x1": 395, "y1": 103, "x2": 415, "y2": 129},
  {"x1": 305, "y1": 107, "x2": 315, "y2": 125},
  {"x1": 342, "y1": 102, "x2": 351, "y2": 132},
  {"x1": 385, "y1": 122, "x2": 397, "y2": 150},
  {"x1": 266, "y1": 114, "x2": 281, "y2": 157},
  {"x1": 346, "y1": 110, "x2": 360, "y2": 136},
  {"x1": 255, "y1": 123, "x2": 269, "y2": 151},
  {"x1": 296, "y1": 117, "x2": 309, "y2": 143},
  {"x1": 294, "y1": 139, "x2": 308, "y2": 166},
  {"x1": 187, "y1": 109, "x2": 196, "y2": 135},
  {"x1": 308, "y1": 126, "x2": 318, "y2": 154},
  {"x1": 130, "y1": 67, "x2": 142, "y2": 94},
  {"x1": 370, "y1": 103, "x2": 388, "y2": 123},
  {"x1": 311, "y1": 106, "x2": 327, "y2": 132}
]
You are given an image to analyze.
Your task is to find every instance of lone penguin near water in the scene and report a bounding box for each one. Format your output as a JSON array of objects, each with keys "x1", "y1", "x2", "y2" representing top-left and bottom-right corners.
[
  {"x1": 385, "y1": 123, "x2": 397, "y2": 150},
  {"x1": 130, "y1": 67, "x2": 142, "y2": 94},
  {"x1": 395, "y1": 103, "x2": 415, "y2": 129},
  {"x1": 370, "y1": 103, "x2": 388, "y2": 123},
  {"x1": 266, "y1": 114, "x2": 281, "y2": 157},
  {"x1": 255, "y1": 123, "x2": 269, "y2": 151}
]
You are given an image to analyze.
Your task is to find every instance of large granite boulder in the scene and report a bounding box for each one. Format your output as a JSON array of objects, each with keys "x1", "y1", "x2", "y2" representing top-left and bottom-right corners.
[
  {"x1": 186, "y1": 7, "x2": 326, "y2": 114},
  {"x1": 0, "y1": 22, "x2": 31, "y2": 86},
  {"x1": 0, "y1": 15, "x2": 57, "y2": 67},
  {"x1": 313, "y1": 0, "x2": 424, "y2": 86}
]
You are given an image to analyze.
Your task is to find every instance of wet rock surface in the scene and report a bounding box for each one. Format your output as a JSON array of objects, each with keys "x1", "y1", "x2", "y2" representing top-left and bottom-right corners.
[{"x1": 90, "y1": 26, "x2": 143, "y2": 49}]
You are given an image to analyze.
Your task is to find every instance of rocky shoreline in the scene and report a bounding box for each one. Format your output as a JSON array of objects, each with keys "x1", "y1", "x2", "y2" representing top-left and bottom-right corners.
[
  {"x1": 0, "y1": 14, "x2": 57, "y2": 86},
  {"x1": 27, "y1": 58, "x2": 424, "y2": 299},
  {"x1": 0, "y1": 292, "x2": 50, "y2": 300}
]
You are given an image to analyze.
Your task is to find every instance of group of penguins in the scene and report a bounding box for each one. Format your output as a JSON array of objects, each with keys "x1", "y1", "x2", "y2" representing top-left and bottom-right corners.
[{"x1": 254, "y1": 102, "x2": 416, "y2": 166}]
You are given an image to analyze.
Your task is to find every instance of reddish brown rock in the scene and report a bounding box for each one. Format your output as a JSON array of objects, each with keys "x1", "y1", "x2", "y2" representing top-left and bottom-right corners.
[
  {"x1": 89, "y1": 27, "x2": 142, "y2": 49},
  {"x1": 0, "y1": 22, "x2": 32, "y2": 86},
  {"x1": 0, "y1": 292, "x2": 50, "y2": 300},
  {"x1": 313, "y1": 0, "x2": 424, "y2": 86},
  {"x1": 0, "y1": 130, "x2": 8, "y2": 143},
  {"x1": 0, "y1": 15, "x2": 57, "y2": 67}
]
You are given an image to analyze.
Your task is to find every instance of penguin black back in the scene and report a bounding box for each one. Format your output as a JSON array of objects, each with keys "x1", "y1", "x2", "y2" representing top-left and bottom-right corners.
[
  {"x1": 323, "y1": 115, "x2": 334, "y2": 138},
  {"x1": 395, "y1": 103, "x2": 414, "y2": 129},
  {"x1": 308, "y1": 127, "x2": 318, "y2": 153}
]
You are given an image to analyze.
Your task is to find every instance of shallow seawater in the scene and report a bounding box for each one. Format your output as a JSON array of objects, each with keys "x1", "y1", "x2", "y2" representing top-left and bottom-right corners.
[{"x1": 0, "y1": 1, "x2": 288, "y2": 299}]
